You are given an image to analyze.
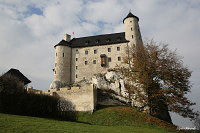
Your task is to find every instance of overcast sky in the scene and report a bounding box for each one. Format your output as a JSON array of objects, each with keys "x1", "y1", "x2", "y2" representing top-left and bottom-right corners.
[{"x1": 0, "y1": 0, "x2": 199, "y2": 128}]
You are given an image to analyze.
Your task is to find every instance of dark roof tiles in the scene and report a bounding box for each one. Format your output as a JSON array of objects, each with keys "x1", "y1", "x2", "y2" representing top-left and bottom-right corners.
[
  {"x1": 123, "y1": 12, "x2": 139, "y2": 23},
  {"x1": 55, "y1": 32, "x2": 129, "y2": 48}
]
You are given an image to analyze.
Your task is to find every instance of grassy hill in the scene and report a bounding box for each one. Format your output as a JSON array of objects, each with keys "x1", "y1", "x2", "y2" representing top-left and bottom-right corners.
[{"x1": 0, "y1": 106, "x2": 178, "y2": 133}]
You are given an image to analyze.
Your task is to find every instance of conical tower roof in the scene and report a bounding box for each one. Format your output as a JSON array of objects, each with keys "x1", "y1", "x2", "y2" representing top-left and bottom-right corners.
[{"x1": 123, "y1": 12, "x2": 139, "y2": 23}]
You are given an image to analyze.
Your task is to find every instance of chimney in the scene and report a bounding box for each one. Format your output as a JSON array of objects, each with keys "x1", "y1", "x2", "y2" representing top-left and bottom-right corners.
[{"x1": 64, "y1": 34, "x2": 71, "y2": 42}]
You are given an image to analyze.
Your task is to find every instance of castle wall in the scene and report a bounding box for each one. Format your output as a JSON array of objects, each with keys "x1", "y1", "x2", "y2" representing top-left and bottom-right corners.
[
  {"x1": 54, "y1": 45, "x2": 71, "y2": 84},
  {"x1": 71, "y1": 42, "x2": 128, "y2": 83},
  {"x1": 44, "y1": 84, "x2": 97, "y2": 112}
]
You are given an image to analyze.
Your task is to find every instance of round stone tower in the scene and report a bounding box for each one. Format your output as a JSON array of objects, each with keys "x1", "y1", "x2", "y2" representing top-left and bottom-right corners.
[
  {"x1": 50, "y1": 34, "x2": 71, "y2": 89},
  {"x1": 123, "y1": 12, "x2": 143, "y2": 46}
]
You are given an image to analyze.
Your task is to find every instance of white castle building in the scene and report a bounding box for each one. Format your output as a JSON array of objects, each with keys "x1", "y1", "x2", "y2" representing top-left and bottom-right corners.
[{"x1": 50, "y1": 12, "x2": 143, "y2": 89}]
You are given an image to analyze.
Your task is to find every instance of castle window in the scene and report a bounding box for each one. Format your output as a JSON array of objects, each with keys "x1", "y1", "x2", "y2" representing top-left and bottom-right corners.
[
  {"x1": 85, "y1": 41, "x2": 90, "y2": 45},
  {"x1": 76, "y1": 74, "x2": 78, "y2": 78},
  {"x1": 117, "y1": 37, "x2": 121, "y2": 41},
  {"x1": 94, "y1": 50, "x2": 97, "y2": 54},
  {"x1": 55, "y1": 63, "x2": 57, "y2": 67},
  {"x1": 85, "y1": 61, "x2": 88, "y2": 65},
  {"x1": 131, "y1": 27, "x2": 133, "y2": 31},
  {"x1": 106, "y1": 38, "x2": 111, "y2": 42},
  {"x1": 76, "y1": 58, "x2": 78, "y2": 61},
  {"x1": 108, "y1": 48, "x2": 111, "y2": 52},
  {"x1": 96, "y1": 40, "x2": 100, "y2": 43},
  {"x1": 118, "y1": 57, "x2": 121, "y2": 61},
  {"x1": 132, "y1": 35, "x2": 134, "y2": 39},
  {"x1": 55, "y1": 70, "x2": 56, "y2": 74},
  {"x1": 93, "y1": 60, "x2": 96, "y2": 64},
  {"x1": 85, "y1": 50, "x2": 88, "y2": 55},
  {"x1": 117, "y1": 47, "x2": 120, "y2": 51},
  {"x1": 108, "y1": 57, "x2": 111, "y2": 62},
  {"x1": 76, "y1": 66, "x2": 78, "y2": 69},
  {"x1": 63, "y1": 53, "x2": 64, "y2": 57},
  {"x1": 56, "y1": 53, "x2": 57, "y2": 56},
  {"x1": 100, "y1": 54, "x2": 107, "y2": 67},
  {"x1": 76, "y1": 49, "x2": 79, "y2": 54},
  {"x1": 130, "y1": 21, "x2": 132, "y2": 23}
]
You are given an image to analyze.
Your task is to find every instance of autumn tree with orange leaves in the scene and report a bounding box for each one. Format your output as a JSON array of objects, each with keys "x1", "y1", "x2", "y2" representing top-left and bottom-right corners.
[{"x1": 121, "y1": 39, "x2": 197, "y2": 120}]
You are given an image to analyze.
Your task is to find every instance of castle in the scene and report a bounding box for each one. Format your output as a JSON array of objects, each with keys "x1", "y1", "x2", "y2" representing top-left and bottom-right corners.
[
  {"x1": 50, "y1": 12, "x2": 143, "y2": 89},
  {"x1": 28, "y1": 12, "x2": 147, "y2": 112}
]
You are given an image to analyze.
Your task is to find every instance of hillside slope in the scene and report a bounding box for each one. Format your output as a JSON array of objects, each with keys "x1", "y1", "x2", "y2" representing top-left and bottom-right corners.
[{"x1": 0, "y1": 106, "x2": 178, "y2": 133}]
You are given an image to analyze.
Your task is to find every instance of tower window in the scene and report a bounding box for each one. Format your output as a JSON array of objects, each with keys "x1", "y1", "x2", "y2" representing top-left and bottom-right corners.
[
  {"x1": 94, "y1": 50, "x2": 97, "y2": 54},
  {"x1": 76, "y1": 49, "x2": 79, "y2": 54},
  {"x1": 117, "y1": 47, "x2": 120, "y2": 51},
  {"x1": 76, "y1": 66, "x2": 78, "y2": 69},
  {"x1": 108, "y1": 48, "x2": 111, "y2": 52},
  {"x1": 56, "y1": 53, "x2": 57, "y2": 56},
  {"x1": 85, "y1": 50, "x2": 88, "y2": 55},
  {"x1": 93, "y1": 60, "x2": 96, "y2": 64},
  {"x1": 76, "y1": 58, "x2": 78, "y2": 61},
  {"x1": 130, "y1": 21, "x2": 132, "y2": 23},
  {"x1": 131, "y1": 27, "x2": 133, "y2": 31},
  {"x1": 118, "y1": 57, "x2": 121, "y2": 61},
  {"x1": 55, "y1": 63, "x2": 57, "y2": 67},
  {"x1": 108, "y1": 57, "x2": 111, "y2": 62},
  {"x1": 132, "y1": 35, "x2": 134, "y2": 39},
  {"x1": 63, "y1": 53, "x2": 64, "y2": 57},
  {"x1": 76, "y1": 74, "x2": 78, "y2": 78},
  {"x1": 85, "y1": 61, "x2": 88, "y2": 65},
  {"x1": 55, "y1": 70, "x2": 56, "y2": 74}
]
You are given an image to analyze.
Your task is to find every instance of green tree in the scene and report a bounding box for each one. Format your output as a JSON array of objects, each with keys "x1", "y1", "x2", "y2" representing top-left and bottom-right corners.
[{"x1": 121, "y1": 39, "x2": 197, "y2": 120}]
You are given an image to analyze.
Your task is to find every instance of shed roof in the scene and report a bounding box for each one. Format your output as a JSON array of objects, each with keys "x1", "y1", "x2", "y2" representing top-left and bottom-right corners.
[{"x1": 3, "y1": 68, "x2": 31, "y2": 85}]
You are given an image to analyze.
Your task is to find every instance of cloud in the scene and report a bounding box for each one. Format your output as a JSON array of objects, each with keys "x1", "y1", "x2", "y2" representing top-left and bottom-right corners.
[{"x1": 0, "y1": 0, "x2": 199, "y2": 127}]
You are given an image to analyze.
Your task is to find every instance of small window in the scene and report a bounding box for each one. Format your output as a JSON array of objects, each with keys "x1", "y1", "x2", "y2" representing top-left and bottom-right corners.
[
  {"x1": 117, "y1": 47, "x2": 120, "y2": 51},
  {"x1": 76, "y1": 58, "x2": 78, "y2": 61},
  {"x1": 63, "y1": 53, "x2": 64, "y2": 57},
  {"x1": 55, "y1": 70, "x2": 56, "y2": 74},
  {"x1": 55, "y1": 63, "x2": 57, "y2": 67},
  {"x1": 118, "y1": 57, "x2": 121, "y2": 61},
  {"x1": 85, "y1": 41, "x2": 89, "y2": 45},
  {"x1": 130, "y1": 21, "x2": 132, "y2": 23},
  {"x1": 93, "y1": 60, "x2": 96, "y2": 64},
  {"x1": 76, "y1": 74, "x2": 78, "y2": 78},
  {"x1": 106, "y1": 38, "x2": 111, "y2": 42},
  {"x1": 132, "y1": 35, "x2": 134, "y2": 39},
  {"x1": 96, "y1": 40, "x2": 100, "y2": 43},
  {"x1": 117, "y1": 37, "x2": 121, "y2": 41},
  {"x1": 76, "y1": 66, "x2": 78, "y2": 69},
  {"x1": 94, "y1": 50, "x2": 97, "y2": 54},
  {"x1": 76, "y1": 49, "x2": 79, "y2": 54},
  {"x1": 85, "y1": 50, "x2": 88, "y2": 55},
  {"x1": 56, "y1": 53, "x2": 57, "y2": 56},
  {"x1": 131, "y1": 27, "x2": 133, "y2": 31},
  {"x1": 108, "y1": 57, "x2": 111, "y2": 62},
  {"x1": 85, "y1": 61, "x2": 88, "y2": 65},
  {"x1": 108, "y1": 48, "x2": 111, "y2": 52}
]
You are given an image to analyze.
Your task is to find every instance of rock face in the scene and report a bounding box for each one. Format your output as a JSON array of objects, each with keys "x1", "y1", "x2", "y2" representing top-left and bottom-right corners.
[{"x1": 91, "y1": 70, "x2": 149, "y2": 112}]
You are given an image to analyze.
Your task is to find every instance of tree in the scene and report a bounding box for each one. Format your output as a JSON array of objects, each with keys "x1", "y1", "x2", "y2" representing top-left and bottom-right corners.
[{"x1": 120, "y1": 39, "x2": 197, "y2": 120}]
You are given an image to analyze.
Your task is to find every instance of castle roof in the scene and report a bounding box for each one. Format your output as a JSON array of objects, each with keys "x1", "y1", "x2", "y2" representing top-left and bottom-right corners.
[
  {"x1": 55, "y1": 32, "x2": 129, "y2": 48},
  {"x1": 3, "y1": 68, "x2": 31, "y2": 85},
  {"x1": 123, "y1": 12, "x2": 139, "y2": 23}
]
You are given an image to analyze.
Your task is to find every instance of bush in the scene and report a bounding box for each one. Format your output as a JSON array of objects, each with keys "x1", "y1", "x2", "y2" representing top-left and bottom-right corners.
[{"x1": 0, "y1": 74, "x2": 77, "y2": 121}]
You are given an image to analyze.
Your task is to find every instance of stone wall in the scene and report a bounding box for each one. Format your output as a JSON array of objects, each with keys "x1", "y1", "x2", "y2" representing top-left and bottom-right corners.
[
  {"x1": 71, "y1": 42, "x2": 128, "y2": 83},
  {"x1": 43, "y1": 84, "x2": 97, "y2": 112}
]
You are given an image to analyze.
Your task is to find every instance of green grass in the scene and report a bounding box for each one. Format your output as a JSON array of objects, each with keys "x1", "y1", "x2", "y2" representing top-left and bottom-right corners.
[{"x1": 0, "y1": 106, "x2": 177, "y2": 133}]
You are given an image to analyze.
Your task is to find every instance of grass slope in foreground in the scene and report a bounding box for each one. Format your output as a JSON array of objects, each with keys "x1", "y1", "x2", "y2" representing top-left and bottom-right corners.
[{"x1": 0, "y1": 106, "x2": 176, "y2": 133}]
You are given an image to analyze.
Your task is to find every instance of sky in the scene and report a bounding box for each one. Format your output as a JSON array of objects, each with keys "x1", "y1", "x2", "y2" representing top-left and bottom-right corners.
[{"x1": 0, "y1": 0, "x2": 200, "y2": 128}]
